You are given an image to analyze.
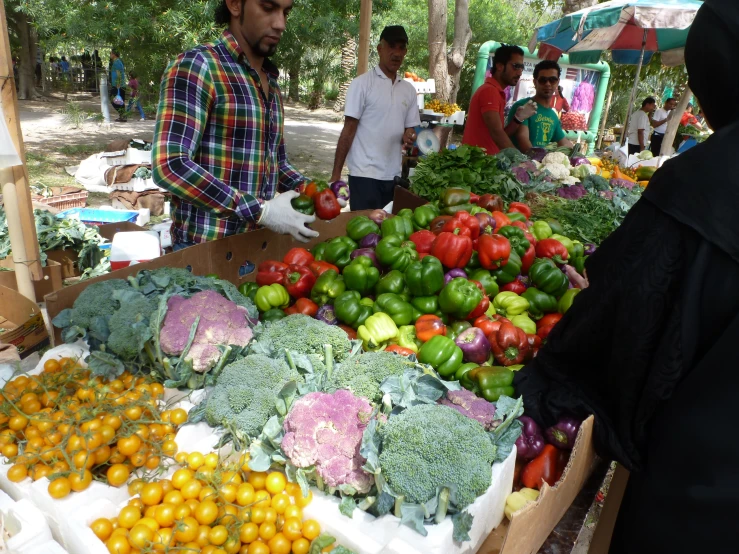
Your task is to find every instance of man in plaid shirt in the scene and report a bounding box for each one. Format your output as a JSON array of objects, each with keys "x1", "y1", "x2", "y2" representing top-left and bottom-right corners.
[{"x1": 152, "y1": 0, "x2": 318, "y2": 249}]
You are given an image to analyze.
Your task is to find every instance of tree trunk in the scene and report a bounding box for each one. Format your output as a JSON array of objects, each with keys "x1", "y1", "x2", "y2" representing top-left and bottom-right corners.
[
  {"x1": 428, "y1": 0, "x2": 450, "y2": 102},
  {"x1": 334, "y1": 34, "x2": 357, "y2": 112},
  {"x1": 10, "y1": 11, "x2": 36, "y2": 100},
  {"x1": 660, "y1": 87, "x2": 692, "y2": 156},
  {"x1": 447, "y1": 0, "x2": 471, "y2": 104},
  {"x1": 563, "y1": 0, "x2": 598, "y2": 15},
  {"x1": 288, "y1": 60, "x2": 301, "y2": 102}
]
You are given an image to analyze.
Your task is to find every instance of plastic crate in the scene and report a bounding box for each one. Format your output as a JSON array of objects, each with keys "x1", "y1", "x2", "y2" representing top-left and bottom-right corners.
[
  {"x1": 37, "y1": 191, "x2": 88, "y2": 211},
  {"x1": 55, "y1": 208, "x2": 139, "y2": 226}
]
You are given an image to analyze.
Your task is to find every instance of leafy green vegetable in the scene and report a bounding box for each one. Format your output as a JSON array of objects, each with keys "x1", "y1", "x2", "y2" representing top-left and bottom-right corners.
[
  {"x1": 339, "y1": 496, "x2": 356, "y2": 518},
  {"x1": 530, "y1": 194, "x2": 621, "y2": 245},
  {"x1": 452, "y1": 511, "x2": 474, "y2": 543},
  {"x1": 491, "y1": 395, "x2": 524, "y2": 463}
]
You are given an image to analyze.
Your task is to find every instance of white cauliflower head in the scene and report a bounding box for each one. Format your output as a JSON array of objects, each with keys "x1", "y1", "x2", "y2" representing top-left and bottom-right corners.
[
  {"x1": 541, "y1": 163, "x2": 571, "y2": 181},
  {"x1": 542, "y1": 152, "x2": 571, "y2": 167}
]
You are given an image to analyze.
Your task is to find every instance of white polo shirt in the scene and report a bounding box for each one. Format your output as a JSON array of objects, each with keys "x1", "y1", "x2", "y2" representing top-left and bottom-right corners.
[
  {"x1": 627, "y1": 109, "x2": 651, "y2": 146},
  {"x1": 345, "y1": 66, "x2": 421, "y2": 181},
  {"x1": 652, "y1": 108, "x2": 671, "y2": 134}
]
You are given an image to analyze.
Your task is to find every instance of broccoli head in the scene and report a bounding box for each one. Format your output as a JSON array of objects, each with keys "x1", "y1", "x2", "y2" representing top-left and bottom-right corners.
[
  {"x1": 106, "y1": 291, "x2": 157, "y2": 360},
  {"x1": 378, "y1": 404, "x2": 495, "y2": 508},
  {"x1": 67, "y1": 279, "x2": 131, "y2": 328},
  {"x1": 204, "y1": 354, "x2": 301, "y2": 438},
  {"x1": 439, "y1": 389, "x2": 497, "y2": 431},
  {"x1": 256, "y1": 314, "x2": 351, "y2": 362},
  {"x1": 160, "y1": 290, "x2": 254, "y2": 373},
  {"x1": 326, "y1": 351, "x2": 409, "y2": 403},
  {"x1": 281, "y1": 390, "x2": 374, "y2": 494}
]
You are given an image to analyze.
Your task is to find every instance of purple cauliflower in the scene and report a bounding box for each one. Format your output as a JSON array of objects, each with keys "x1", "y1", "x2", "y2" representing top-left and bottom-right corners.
[
  {"x1": 610, "y1": 177, "x2": 636, "y2": 190},
  {"x1": 599, "y1": 190, "x2": 615, "y2": 200},
  {"x1": 512, "y1": 166, "x2": 531, "y2": 185},
  {"x1": 439, "y1": 389, "x2": 496, "y2": 430},
  {"x1": 557, "y1": 184, "x2": 587, "y2": 200},
  {"x1": 281, "y1": 390, "x2": 374, "y2": 493},
  {"x1": 160, "y1": 290, "x2": 254, "y2": 373}
]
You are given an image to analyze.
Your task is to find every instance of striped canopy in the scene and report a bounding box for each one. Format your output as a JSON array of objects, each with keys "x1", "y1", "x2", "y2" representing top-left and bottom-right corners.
[{"x1": 529, "y1": 0, "x2": 703, "y2": 66}]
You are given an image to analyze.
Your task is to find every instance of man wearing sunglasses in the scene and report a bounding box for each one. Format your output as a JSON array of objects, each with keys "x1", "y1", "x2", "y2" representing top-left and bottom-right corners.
[
  {"x1": 508, "y1": 60, "x2": 572, "y2": 153},
  {"x1": 463, "y1": 44, "x2": 537, "y2": 155}
]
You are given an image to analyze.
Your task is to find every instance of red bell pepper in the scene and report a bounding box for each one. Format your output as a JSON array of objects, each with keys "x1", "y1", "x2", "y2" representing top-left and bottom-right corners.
[
  {"x1": 474, "y1": 314, "x2": 511, "y2": 341},
  {"x1": 409, "y1": 230, "x2": 437, "y2": 254},
  {"x1": 476, "y1": 193, "x2": 504, "y2": 212},
  {"x1": 309, "y1": 260, "x2": 339, "y2": 277},
  {"x1": 477, "y1": 233, "x2": 511, "y2": 270},
  {"x1": 508, "y1": 202, "x2": 532, "y2": 219},
  {"x1": 520, "y1": 243, "x2": 536, "y2": 275},
  {"x1": 501, "y1": 279, "x2": 527, "y2": 294},
  {"x1": 430, "y1": 231, "x2": 473, "y2": 269},
  {"x1": 442, "y1": 211, "x2": 480, "y2": 240},
  {"x1": 256, "y1": 261, "x2": 289, "y2": 286},
  {"x1": 523, "y1": 230, "x2": 537, "y2": 247},
  {"x1": 338, "y1": 324, "x2": 357, "y2": 340},
  {"x1": 469, "y1": 193, "x2": 480, "y2": 204},
  {"x1": 491, "y1": 211, "x2": 512, "y2": 230},
  {"x1": 304, "y1": 180, "x2": 328, "y2": 199},
  {"x1": 313, "y1": 189, "x2": 341, "y2": 220},
  {"x1": 466, "y1": 281, "x2": 490, "y2": 321},
  {"x1": 385, "y1": 344, "x2": 416, "y2": 357},
  {"x1": 415, "y1": 314, "x2": 446, "y2": 343},
  {"x1": 536, "y1": 313, "x2": 563, "y2": 340},
  {"x1": 510, "y1": 220, "x2": 529, "y2": 232},
  {"x1": 284, "y1": 297, "x2": 319, "y2": 317},
  {"x1": 283, "y1": 247, "x2": 314, "y2": 266},
  {"x1": 490, "y1": 321, "x2": 529, "y2": 366},
  {"x1": 430, "y1": 215, "x2": 453, "y2": 235},
  {"x1": 283, "y1": 265, "x2": 316, "y2": 298},
  {"x1": 525, "y1": 333, "x2": 542, "y2": 360},
  {"x1": 521, "y1": 444, "x2": 561, "y2": 490},
  {"x1": 535, "y1": 238, "x2": 569, "y2": 264}
]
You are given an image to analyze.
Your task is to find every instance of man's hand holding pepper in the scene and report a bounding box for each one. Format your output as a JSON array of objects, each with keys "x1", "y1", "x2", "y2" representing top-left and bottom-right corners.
[{"x1": 402, "y1": 128, "x2": 417, "y2": 149}]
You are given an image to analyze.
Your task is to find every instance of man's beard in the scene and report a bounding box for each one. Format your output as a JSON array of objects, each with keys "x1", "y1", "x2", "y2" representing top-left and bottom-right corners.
[{"x1": 251, "y1": 36, "x2": 279, "y2": 57}]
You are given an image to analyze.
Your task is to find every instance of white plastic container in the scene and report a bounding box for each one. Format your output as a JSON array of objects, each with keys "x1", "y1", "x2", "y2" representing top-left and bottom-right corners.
[
  {"x1": 110, "y1": 231, "x2": 161, "y2": 271},
  {"x1": 0, "y1": 491, "x2": 56, "y2": 553}
]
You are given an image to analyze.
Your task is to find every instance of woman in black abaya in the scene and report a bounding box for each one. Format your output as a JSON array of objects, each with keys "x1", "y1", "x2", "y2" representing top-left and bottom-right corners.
[{"x1": 514, "y1": 2, "x2": 739, "y2": 552}]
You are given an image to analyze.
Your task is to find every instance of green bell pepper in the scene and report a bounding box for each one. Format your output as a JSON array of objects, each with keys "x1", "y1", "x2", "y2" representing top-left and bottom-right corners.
[
  {"x1": 551, "y1": 234, "x2": 575, "y2": 258},
  {"x1": 447, "y1": 320, "x2": 471, "y2": 341},
  {"x1": 469, "y1": 206, "x2": 492, "y2": 216},
  {"x1": 465, "y1": 251, "x2": 481, "y2": 271},
  {"x1": 373, "y1": 293, "x2": 414, "y2": 327},
  {"x1": 310, "y1": 269, "x2": 346, "y2": 305},
  {"x1": 469, "y1": 366, "x2": 515, "y2": 402},
  {"x1": 381, "y1": 215, "x2": 413, "y2": 240},
  {"x1": 498, "y1": 226, "x2": 531, "y2": 258},
  {"x1": 443, "y1": 203, "x2": 475, "y2": 216},
  {"x1": 405, "y1": 256, "x2": 444, "y2": 296},
  {"x1": 439, "y1": 188, "x2": 474, "y2": 216},
  {"x1": 411, "y1": 295, "x2": 440, "y2": 315},
  {"x1": 491, "y1": 250, "x2": 521, "y2": 285},
  {"x1": 455, "y1": 363, "x2": 480, "y2": 393},
  {"x1": 375, "y1": 270, "x2": 409, "y2": 299},
  {"x1": 547, "y1": 219, "x2": 564, "y2": 235},
  {"x1": 468, "y1": 269, "x2": 499, "y2": 297},
  {"x1": 529, "y1": 258, "x2": 569, "y2": 298},
  {"x1": 438, "y1": 278, "x2": 483, "y2": 320},
  {"x1": 334, "y1": 291, "x2": 373, "y2": 329},
  {"x1": 396, "y1": 325, "x2": 421, "y2": 353},
  {"x1": 570, "y1": 241, "x2": 586, "y2": 274},
  {"x1": 238, "y1": 282, "x2": 259, "y2": 303},
  {"x1": 506, "y1": 212, "x2": 527, "y2": 223},
  {"x1": 572, "y1": 241, "x2": 584, "y2": 259},
  {"x1": 261, "y1": 308, "x2": 287, "y2": 322},
  {"x1": 342, "y1": 256, "x2": 380, "y2": 296},
  {"x1": 558, "y1": 288, "x2": 581, "y2": 314},
  {"x1": 375, "y1": 235, "x2": 418, "y2": 272},
  {"x1": 357, "y1": 312, "x2": 399, "y2": 351},
  {"x1": 510, "y1": 313, "x2": 536, "y2": 335},
  {"x1": 324, "y1": 236, "x2": 358, "y2": 269},
  {"x1": 492, "y1": 291, "x2": 530, "y2": 318},
  {"x1": 531, "y1": 221, "x2": 553, "y2": 241},
  {"x1": 346, "y1": 216, "x2": 380, "y2": 242},
  {"x1": 418, "y1": 335, "x2": 464, "y2": 378},
  {"x1": 255, "y1": 284, "x2": 290, "y2": 312},
  {"x1": 291, "y1": 194, "x2": 315, "y2": 216},
  {"x1": 412, "y1": 204, "x2": 439, "y2": 230},
  {"x1": 311, "y1": 242, "x2": 327, "y2": 261},
  {"x1": 521, "y1": 287, "x2": 558, "y2": 319}
]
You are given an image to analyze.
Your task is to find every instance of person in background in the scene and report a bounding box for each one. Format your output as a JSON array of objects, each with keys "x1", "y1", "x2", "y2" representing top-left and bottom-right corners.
[
  {"x1": 649, "y1": 97, "x2": 676, "y2": 156},
  {"x1": 507, "y1": 60, "x2": 573, "y2": 152},
  {"x1": 681, "y1": 104, "x2": 703, "y2": 130},
  {"x1": 109, "y1": 50, "x2": 127, "y2": 122},
  {"x1": 330, "y1": 26, "x2": 419, "y2": 211},
  {"x1": 126, "y1": 71, "x2": 146, "y2": 121},
  {"x1": 59, "y1": 56, "x2": 70, "y2": 81},
  {"x1": 550, "y1": 85, "x2": 570, "y2": 116},
  {"x1": 152, "y1": 0, "x2": 317, "y2": 250},
  {"x1": 626, "y1": 97, "x2": 656, "y2": 155},
  {"x1": 462, "y1": 44, "x2": 537, "y2": 155}
]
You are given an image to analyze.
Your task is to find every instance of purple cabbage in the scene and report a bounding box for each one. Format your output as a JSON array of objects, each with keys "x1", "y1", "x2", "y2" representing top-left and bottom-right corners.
[
  {"x1": 316, "y1": 304, "x2": 338, "y2": 325},
  {"x1": 529, "y1": 148, "x2": 548, "y2": 162},
  {"x1": 515, "y1": 416, "x2": 546, "y2": 460},
  {"x1": 545, "y1": 415, "x2": 581, "y2": 450},
  {"x1": 444, "y1": 268, "x2": 467, "y2": 285},
  {"x1": 359, "y1": 233, "x2": 381, "y2": 249},
  {"x1": 570, "y1": 156, "x2": 590, "y2": 167},
  {"x1": 350, "y1": 249, "x2": 379, "y2": 268}
]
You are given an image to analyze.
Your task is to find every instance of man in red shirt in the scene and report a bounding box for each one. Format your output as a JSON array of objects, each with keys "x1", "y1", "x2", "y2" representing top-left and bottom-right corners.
[{"x1": 463, "y1": 44, "x2": 536, "y2": 154}]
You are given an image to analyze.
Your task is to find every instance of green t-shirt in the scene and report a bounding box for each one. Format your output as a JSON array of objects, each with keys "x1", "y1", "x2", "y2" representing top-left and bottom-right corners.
[{"x1": 507, "y1": 97, "x2": 565, "y2": 148}]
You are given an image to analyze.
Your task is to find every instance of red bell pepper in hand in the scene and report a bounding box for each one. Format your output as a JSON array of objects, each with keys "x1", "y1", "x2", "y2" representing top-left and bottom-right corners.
[
  {"x1": 309, "y1": 260, "x2": 339, "y2": 277},
  {"x1": 283, "y1": 265, "x2": 316, "y2": 298},
  {"x1": 283, "y1": 247, "x2": 314, "y2": 266},
  {"x1": 478, "y1": 233, "x2": 511, "y2": 270},
  {"x1": 466, "y1": 281, "x2": 490, "y2": 321},
  {"x1": 430, "y1": 231, "x2": 473, "y2": 269},
  {"x1": 501, "y1": 279, "x2": 527, "y2": 294},
  {"x1": 521, "y1": 243, "x2": 536, "y2": 275},
  {"x1": 313, "y1": 189, "x2": 341, "y2": 220},
  {"x1": 490, "y1": 321, "x2": 529, "y2": 366},
  {"x1": 430, "y1": 216, "x2": 453, "y2": 235},
  {"x1": 491, "y1": 211, "x2": 512, "y2": 230},
  {"x1": 442, "y1": 211, "x2": 480, "y2": 240},
  {"x1": 256, "y1": 261, "x2": 288, "y2": 286},
  {"x1": 284, "y1": 297, "x2": 319, "y2": 317},
  {"x1": 521, "y1": 444, "x2": 560, "y2": 490},
  {"x1": 415, "y1": 314, "x2": 447, "y2": 342},
  {"x1": 536, "y1": 238, "x2": 569, "y2": 264},
  {"x1": 409, "y1": 230, "x2": 437, "y2": 254},
  {"x1": 508, "y1": 202, "x2": 532, "y2": 219},
  {"x1": 304, "y1": 180, "x2": 328, "y2": 199}
]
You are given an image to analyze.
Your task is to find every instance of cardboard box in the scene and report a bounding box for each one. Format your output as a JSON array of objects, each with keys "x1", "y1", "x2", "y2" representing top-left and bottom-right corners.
[
  {"x1": 0, "y1": 259, "x2": 63, "y2": 299},
  {"x1": 392, "y1": 186, "x2": 427, "y2": 213},
  {"x1": 0, "y1": 285, "x2": 50, "y2": 359},
  {"x1": 97, "y1": 221, "x2": 147, "y2": 241}
]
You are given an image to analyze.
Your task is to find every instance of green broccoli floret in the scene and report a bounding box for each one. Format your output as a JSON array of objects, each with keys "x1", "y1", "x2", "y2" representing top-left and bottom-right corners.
[
  {"x1": 256, "y1": 314, "x2": 352, "y2": 362},
  {"x1": 204, "y1": 354, "x2": 302, "y2": 438},
  {"x1": 106, "y1": 293, "x2": 157, "y2": 360},
  {"x1": 67, "y1": 279, "x2": 130, "y2": 328},
  {"x1": 326, "y1": 351, "x2": 409, "y2": 402},
  {"x1": 379, "y1": 404, "x2": 495, "y2": 518}
]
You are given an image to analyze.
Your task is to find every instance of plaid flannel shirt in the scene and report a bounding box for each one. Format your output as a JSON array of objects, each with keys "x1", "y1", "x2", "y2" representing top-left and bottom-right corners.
[{"x1": 152, "y1": 30, "x2": 304, "y2": 244}]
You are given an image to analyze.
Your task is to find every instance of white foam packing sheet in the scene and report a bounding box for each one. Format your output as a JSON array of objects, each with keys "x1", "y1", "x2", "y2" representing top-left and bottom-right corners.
[{"x1": 0, "y1": 488, "x2": 68, "y2": 553}]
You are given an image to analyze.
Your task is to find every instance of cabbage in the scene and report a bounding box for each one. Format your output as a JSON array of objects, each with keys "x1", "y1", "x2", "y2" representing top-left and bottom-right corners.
[
  {"x1": 570, "y1": 164, "x2": 595, "y2": 180},
  {"x1": 637, "y1": 150, "x2": 654, "y2": 161},
  {"x1": 570, "y1": 156, "x2": 590, "y2": 167}
]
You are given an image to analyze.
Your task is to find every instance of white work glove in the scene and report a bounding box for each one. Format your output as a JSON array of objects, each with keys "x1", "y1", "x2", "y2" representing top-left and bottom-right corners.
[
  {"x1": 258, "y1": 190, "x2": 320, "y2": 243},
  {"x1": 515, "y1": 100, "x2": 537, "y2": 121}
]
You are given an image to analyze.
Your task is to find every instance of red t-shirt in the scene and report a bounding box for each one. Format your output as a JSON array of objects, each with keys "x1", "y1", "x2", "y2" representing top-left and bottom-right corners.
[{"x1": 462, "y1": 77, "x2": 507, "y2": 155}]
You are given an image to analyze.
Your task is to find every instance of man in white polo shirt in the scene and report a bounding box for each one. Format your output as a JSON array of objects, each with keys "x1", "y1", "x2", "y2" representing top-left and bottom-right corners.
[
  {"x1": 649, "y1": 97, "x2": 676, "y2": 156},
  {"x1": 330, "y1": 26, "x2": 421, "y2": 210}
]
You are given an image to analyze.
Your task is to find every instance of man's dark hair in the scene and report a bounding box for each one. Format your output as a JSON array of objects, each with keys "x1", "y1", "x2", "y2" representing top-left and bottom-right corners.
[
  {"x1": 492, "y1": 44, "x2": 524, "y2": 74},
  {"x1": 533, "y1": 60, "x2": 561, "y2": 79},
  {"x1": 111, "y1": 50, "x2": 120, "y2": 58},
  {"x1": 665, "y1": 97, "x2": 675, "y2": 103},
  {"x1": 216, "y1": 0, "x2": 247, "y2": 25},
  {"x1": 130, "y1": 71, "x2": 137, "y2": 79},
  {"x1": 642, "y1": 97, "x2": 656, "y2": 107}
]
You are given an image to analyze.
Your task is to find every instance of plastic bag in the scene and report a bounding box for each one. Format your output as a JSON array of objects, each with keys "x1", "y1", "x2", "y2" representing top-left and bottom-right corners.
[{"x1": 112, "y1": 89, "x2": 124, "y2": 106}]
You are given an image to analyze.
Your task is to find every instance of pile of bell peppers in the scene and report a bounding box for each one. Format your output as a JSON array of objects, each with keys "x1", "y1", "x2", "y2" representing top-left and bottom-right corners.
[
  {"x1": 291, "y1": 179, "x2": 350, "y2": 220},
  {"x1": 245, "y1": 192, "x2": 587, "y2": 404}
]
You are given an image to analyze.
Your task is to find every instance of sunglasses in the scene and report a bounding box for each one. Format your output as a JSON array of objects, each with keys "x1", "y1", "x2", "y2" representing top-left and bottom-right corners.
[
  {"x1": 510, "y1": 63, "x2": 525, "y2": 71},
  {"x1": 537, "y1": 76, "x2": 559, "y2": 85}
]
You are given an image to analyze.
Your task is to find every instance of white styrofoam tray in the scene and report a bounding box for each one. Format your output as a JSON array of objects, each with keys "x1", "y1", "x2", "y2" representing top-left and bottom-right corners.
[
  {"x1": 101, "y1": 148, "x2": 152, "y2": 167},
  {"x1": 0, "y1": 489, "x2": 65, "y2": 554},
  {"x1": 441, "y1": 110, "x2": 466, "y2": 126},
  {"x1": 109, "y1": 177, "x2": 162, "y2": 193}
]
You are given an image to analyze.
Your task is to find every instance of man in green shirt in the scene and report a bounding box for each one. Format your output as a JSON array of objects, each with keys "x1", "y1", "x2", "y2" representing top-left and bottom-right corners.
[{"x1": 507, "y1": 60, "x2": 573, "y2": 153}]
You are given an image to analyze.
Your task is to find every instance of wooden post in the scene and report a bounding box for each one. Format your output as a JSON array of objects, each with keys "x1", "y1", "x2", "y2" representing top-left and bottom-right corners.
[
  {"x1": 597, "y1": 88, "x2": 613, "y2": 150},
  {"x1": 1, "y1": 169, "x2": 35, "y2": 301},
  {"x1": 660, "y1": 87, "x2": 692, "y2": 157},
  {"x1": 0, "y1": 0, "x2": 43, "y2": 287},
  {"x1": 357, "y1": 0, "x2": 373, "y2": 76},
  {"x1": 620, "y1": 29, "x2": 648, "y2": 147}
]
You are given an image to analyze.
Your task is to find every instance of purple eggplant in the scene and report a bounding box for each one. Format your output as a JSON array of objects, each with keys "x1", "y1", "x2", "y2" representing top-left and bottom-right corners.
[
  {"x1": 359, "y1": 233, "x2": 381, "y2": 249},
  {"x1": 545, "y1": 416, "x2": 581, "y2": 450},
  {"x1": 330, "y1": 180, "x2": 350, "y2": 207},
  {"x1": 515, "y1": 416, "x2": 546, "y2": 460},
  {"x1": 444, "y1": 268, "x2": 467, "y2": 285},
  {"x1": 584, "y1": 243, "x2": 596, "y2": 256},
  {"x1": 368, "y1": 209, "x2": 390, "y2": 226},
  {"x1": 454, "y1": 327, "x2": 491, "y2": 365},
  {"x1": 316, "y1": 304, "x2": 338, "y2": 326},
  {"x1": 350, "y1": 249, "x2": 380, "y2": 268}
]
